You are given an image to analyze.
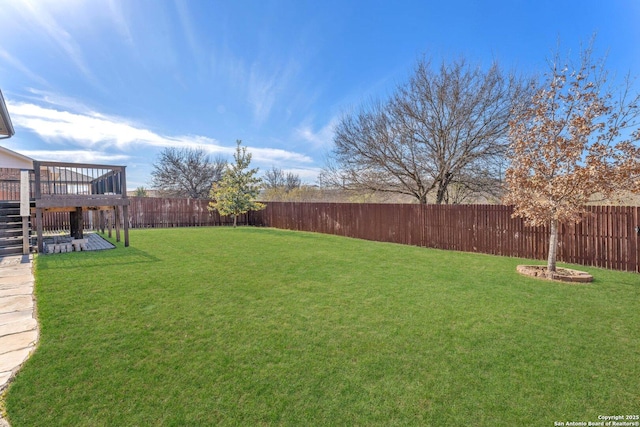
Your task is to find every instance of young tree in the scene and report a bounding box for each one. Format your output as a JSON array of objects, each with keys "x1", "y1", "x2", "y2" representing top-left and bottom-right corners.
[
  {"x1": 151, "y1": 147, "x2": 226, "y2": 199},
  {"x1": 134, "y1": 186, "x2": 148, "y2": 197},
  {"x1": 504, "y1": 44, "x2": 640, "y2": 278},
  {"x1": 209, "y1": 140, "x2": 265, "y2": 227},
  {"x1": 322, "y1": 56, "x2": 533, "y2": 204}
]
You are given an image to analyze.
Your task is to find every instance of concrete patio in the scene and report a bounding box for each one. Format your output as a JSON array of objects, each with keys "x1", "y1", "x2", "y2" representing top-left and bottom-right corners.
[{"x1": 0, "y1": 254, "x2": 36, "y2": 427}]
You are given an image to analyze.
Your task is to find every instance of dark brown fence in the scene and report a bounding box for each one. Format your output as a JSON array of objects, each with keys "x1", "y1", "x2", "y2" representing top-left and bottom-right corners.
[
  {"x1": 39, "y1": 197, "x2": 249, "y2": 232},
  {"x1": 252, "y1": 202, "x2": 640, "y2": 273},
  {"x1": 40, "y1": 210, "x2": 113, "y2": 232},
  {"x1": 127, "y1": 197, "x2": 249, "y2": 228},
  {"x1": 40, "y1": 198, "x2": 640, "y2": 273}
]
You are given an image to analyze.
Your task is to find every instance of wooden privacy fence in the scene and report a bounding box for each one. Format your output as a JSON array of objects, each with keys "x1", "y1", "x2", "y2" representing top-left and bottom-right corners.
[
  {"x1": 126, "y1": 197, "x2": 250, "y2": 228},
  {"x1": 251, "y1": 202, "x2": 640, "y2": 273},
  {"x1": 39, "y1": 197, "x2": 250, "y2": 232},
  {"x1": 40, "y1": 198, "x2": 640, "y2": 273},
  {"x1": 40, "y1": 210, "x2": 99, "y2": 232}
]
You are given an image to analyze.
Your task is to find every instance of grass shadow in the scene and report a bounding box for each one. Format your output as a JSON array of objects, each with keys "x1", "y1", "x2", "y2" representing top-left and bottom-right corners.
[{"x1": 35, "y1": 245, "x2": 161, "y2": 271}]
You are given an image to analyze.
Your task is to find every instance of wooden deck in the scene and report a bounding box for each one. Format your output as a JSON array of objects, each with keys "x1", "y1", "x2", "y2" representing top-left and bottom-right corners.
[{"x1": 31, "y1": 160, "x2": 129, "y2": 253}]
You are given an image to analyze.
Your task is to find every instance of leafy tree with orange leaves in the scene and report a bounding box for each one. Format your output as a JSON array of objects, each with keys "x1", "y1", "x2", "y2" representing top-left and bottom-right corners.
[{"x1": 504, "y1": 43, "x2": 640, "y2": 278}]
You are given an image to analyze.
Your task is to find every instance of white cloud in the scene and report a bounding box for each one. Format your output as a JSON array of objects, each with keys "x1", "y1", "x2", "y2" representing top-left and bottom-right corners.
[
  {"x1": 24, "y1": 88, "x2": 95, "y2": 113},
  {"x1": 282, "y1": 167, "x2": 323, "y2": 183},
  {"x1": 107, "y1": 0, "x2": 134, "y2": 47},
  {"x1": 7, "y1": 98, "x2": 314, "y2": 165},
  {"x1": 248, "y1": 64, "x2": 278, "y2": 126},
  {"x1": 18, "y1": 0, "x2": 100, "y2": 87},
  {"x1": 174, "y1": 0, "x2": 202, "y2": 63},
  {"x1": 248, "y1": 146, "x2": 313, "y2": 164},
  {"x1": 0, "y1": 48, "x2": 50, "y2": 87},
  {"x1": 9, "y1": 102, "x2": 167, "y2": 149},
  {"x1": 17, "y1": 149, "x2": 130, "y2": 164},
  {"x1": 247, "y1": 58, "x2": 301, "y2": 126},
  {"x1": 209, "y1": 43, "x2": 305, "y2": 127},
  {"x1": 295, "y1": 117, "x2": 338, "y2": 149}
]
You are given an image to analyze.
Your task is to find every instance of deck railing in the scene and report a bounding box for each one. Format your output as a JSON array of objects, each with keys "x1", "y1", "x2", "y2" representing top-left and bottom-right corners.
[
  {"x1": 0, "y1": 163, "x2": 128, "y2": 203},
  {"x1": 34, "y1": 161, "x2": 125, "y2": 197}
]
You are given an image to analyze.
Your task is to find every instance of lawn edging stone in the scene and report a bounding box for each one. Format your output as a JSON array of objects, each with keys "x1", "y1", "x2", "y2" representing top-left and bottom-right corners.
[{"x1": 516, "y1": 265, "x2": 594, "y2": 283}]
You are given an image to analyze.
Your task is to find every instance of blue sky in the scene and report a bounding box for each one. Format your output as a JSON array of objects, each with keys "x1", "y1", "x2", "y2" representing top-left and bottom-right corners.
[{"x1": 1, "y1": 0, "x2": 639, "y2": 188}]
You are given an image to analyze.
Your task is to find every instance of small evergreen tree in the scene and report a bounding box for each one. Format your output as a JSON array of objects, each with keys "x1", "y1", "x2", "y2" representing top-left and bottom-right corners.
[
  {"x1": 209, "y1": 140, "x2": 265, "y2": 227},
  {"x1": 134, "y1": 186, "x2": 148, "y2": 197}
]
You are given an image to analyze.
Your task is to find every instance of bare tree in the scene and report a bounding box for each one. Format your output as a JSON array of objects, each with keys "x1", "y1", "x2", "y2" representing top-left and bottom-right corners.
[
  {"x1": 322, "y1": 56, "x2": 533, "y2": 204},
  {"x1": 263, "y1": 166, "x2": 286, "y2": 189},
  {"x1": 285, "y1": 172, "x2": 301, "y2": 192},
  {"x1": 151, "y1": 147, "x2": 226, "y2": 199},
  {"x1": 504, "y1": 41, "x2": 640, "y2": 277},
  {"x1": 263, "y1": 167, "x2": 301, "y2": 192}
]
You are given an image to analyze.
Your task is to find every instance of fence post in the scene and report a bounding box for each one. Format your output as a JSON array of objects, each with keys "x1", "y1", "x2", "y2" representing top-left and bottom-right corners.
[{"x1": 636, "y1": 206, "x2": 640, "y2": 273}]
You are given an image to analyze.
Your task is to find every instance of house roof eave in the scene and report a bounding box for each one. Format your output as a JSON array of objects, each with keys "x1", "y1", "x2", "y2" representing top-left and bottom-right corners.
[
  {"x1": 0, "y1": 90, "x2": 15, "y2": 139},
  {"x1": 0, "y1": 146, "x2": 34, "y2": 170}
]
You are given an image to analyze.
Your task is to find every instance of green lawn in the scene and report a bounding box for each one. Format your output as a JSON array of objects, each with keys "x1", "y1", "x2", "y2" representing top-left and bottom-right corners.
[{"x1": 5, "y1": 227, "x2": 640, "y2": 426}]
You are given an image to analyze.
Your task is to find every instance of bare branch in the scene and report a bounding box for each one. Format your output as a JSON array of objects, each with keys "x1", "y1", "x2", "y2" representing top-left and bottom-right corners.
[
  {"x1": 151, "y1": 147, "x2": 226, "y2": 199},
  {"x1": 324, "y1": 55, "x2": 534, "y2": 204}
]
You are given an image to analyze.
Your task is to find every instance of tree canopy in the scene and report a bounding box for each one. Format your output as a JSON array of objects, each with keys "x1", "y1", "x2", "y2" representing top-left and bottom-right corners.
[
  {"x1": 209, "y1": 140, "x2": 265, "y2": 227},
  {"x1": 504, "y1": 42, "x2": 640, "y2": 276},
  {"x1": 263, "y1": 166, "x2": 301, "y2": 192},
  {"x1": 151, "y1": 147, "x2": 226, "y2": 199},
  {"x1": 134, "y1": 186, "x2": 148, "y2": 197},
  {"x1": 322, "y1": 56, "x2": 533, "y2": 204}
]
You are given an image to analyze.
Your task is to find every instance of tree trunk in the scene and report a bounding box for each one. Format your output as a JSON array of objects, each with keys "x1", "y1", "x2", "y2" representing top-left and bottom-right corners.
[
  {"x1": 436, "y1": 183, "x2": 447, "y2": 205},
  {"x1": 547, "y1": 218, "x2": 558, "y2": 279},
  {"x1": 435, "y1": 172, "x2": 452, "y2": 204},
  {"x1": 233, "y1": 214, "x2": 237, "y2": 228}
]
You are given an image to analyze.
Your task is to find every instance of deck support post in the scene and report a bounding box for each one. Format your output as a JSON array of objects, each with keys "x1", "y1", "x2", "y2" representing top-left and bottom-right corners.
[
  {"x1": 20, "y1": 170, "x2": 31, "y2": 255},
  {"x1": 115, "y1": 206, "x2": 121, "y2": 242},
  {"x1": 70, "y1": 207, "x2": 83, "y2": 239},
  {"x1": 99, "y1": 210, "x2": 105, "y2": 234},
  {"x1": 120, "y1": 166, "x2": 129, "y2": 247},
  {"x1": 22, "y1": 218, "x2": 29, "y2": 255},
  {"x1": 123, "y1": 204, "x2": 129, "y2": 247},
  {"x1": 36, "y1": 208, "x2": 43, "y2": 253},
  {"x1": 107, "y1": 210, "x2": 112, "y2": 238}
]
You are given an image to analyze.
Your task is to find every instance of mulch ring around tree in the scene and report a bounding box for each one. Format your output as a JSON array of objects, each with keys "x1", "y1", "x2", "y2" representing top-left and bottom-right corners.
[{"x1": 516, "y1": 265, "x2": 593, "y2": 283}]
